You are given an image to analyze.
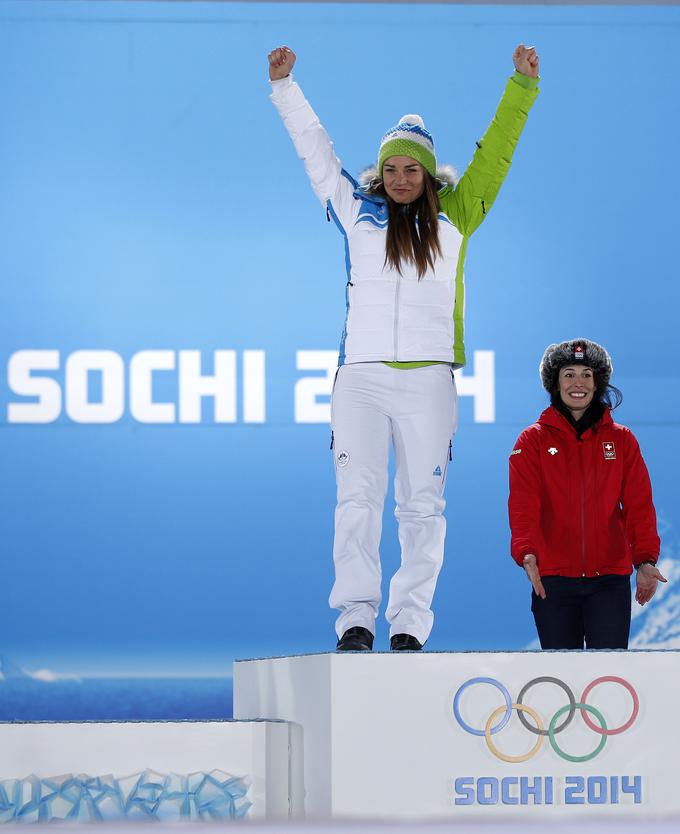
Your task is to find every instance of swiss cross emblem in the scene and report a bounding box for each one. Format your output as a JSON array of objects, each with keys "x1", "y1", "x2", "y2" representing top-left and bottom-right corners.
[
  {"x1": 574, "y1": 345, "x2": 585, "y2": 359},
  {"x1": 603, "y1": 441, "x2": 616, "y2": 460}
]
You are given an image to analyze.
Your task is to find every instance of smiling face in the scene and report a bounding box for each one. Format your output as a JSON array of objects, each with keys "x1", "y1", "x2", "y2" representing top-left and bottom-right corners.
[
  {"x1": 382, "y1": 156, "x2": 426, "y2": 204},
  {"x1": 558, "y1": 365, "x2": 596, "y2": 419}
]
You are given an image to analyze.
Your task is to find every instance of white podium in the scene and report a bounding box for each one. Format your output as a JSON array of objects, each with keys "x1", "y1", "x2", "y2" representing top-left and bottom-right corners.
[
  {"x1": 0, "y1": 720, "x2": 289, "y2": 821},
  {"x1": 234, "y1": 650, "x2": 680, "y2": 820}
]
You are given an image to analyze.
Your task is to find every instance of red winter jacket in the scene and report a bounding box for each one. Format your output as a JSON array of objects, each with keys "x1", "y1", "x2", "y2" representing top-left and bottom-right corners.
[{"x1": 508, "y1": 406, "x2": 660, "y2": 577}]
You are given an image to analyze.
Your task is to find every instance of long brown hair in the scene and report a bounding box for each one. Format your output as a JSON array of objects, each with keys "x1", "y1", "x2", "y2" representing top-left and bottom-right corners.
[{"x1": 366, "y1": 172, "x2": 442, "y2": 278}]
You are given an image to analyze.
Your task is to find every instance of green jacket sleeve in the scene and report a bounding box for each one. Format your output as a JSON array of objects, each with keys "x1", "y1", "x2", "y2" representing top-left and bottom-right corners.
[{"x1": 439, "y1": 72, "x2": 539, "y2": 237}]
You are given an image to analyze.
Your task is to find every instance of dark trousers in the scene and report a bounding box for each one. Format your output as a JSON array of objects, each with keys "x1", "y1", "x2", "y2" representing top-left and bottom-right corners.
[{"x1": 531, "y1": 574, "x2": 632, "y2": 650}]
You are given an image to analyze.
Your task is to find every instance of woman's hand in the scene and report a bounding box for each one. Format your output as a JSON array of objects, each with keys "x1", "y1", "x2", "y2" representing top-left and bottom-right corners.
[
  {"x1": 513, "y1": 44, "x2": 539, "y2": 78},
  {"x1": 268, "y1": 46, "x2": 296, "y2": 81},
  {"x1": 635, "y1": 563, "x2": 667, "y2": 606},
  {"x1": 522, "y1": 554, "x2": 546, "y2": 599}
]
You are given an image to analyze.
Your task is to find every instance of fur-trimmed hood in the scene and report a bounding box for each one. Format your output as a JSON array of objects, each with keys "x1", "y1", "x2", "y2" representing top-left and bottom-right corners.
[{"x1": 358, "y1": 164, "x2": 458, "y2": 189}]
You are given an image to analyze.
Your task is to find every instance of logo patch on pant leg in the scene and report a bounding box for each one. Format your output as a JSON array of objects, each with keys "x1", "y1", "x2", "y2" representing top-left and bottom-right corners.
[
  {"x1": 337, "y1": 450, "x2": 350, "y2": 467},
  {"x1": 433, "y1": 465, "x2": 442, "y2": 476}
]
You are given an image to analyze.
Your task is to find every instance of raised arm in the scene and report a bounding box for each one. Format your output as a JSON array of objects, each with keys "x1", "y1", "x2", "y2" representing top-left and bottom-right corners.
[
  {"x1": 440, "y1": 45, "x2": 539, "y2": 237},
  {"x1": 268, "y1": 47, "x2": 356, "y2": 227}
]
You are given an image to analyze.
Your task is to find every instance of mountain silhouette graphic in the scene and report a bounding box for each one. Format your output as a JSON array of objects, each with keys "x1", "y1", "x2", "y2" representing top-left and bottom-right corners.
[
  {"x1": 0, "y1": 655, "x2": 30, "y2": 680},
  {"x1": 630, "y1": 544, "x2": 680, "y2": 647}
]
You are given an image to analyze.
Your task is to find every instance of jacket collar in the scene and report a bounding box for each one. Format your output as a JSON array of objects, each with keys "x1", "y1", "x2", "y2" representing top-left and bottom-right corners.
[
  {"x1": 355, "y1": 185, "x2": 386, "y2": 206},
  {"x1": 538, "y1": 404, "x2": 613, "y2": 438}
]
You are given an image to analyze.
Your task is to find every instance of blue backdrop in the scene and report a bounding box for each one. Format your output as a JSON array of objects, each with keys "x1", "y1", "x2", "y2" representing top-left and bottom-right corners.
[{"x1": 1, "y1": 1, "x2": 679, "y2": 695}]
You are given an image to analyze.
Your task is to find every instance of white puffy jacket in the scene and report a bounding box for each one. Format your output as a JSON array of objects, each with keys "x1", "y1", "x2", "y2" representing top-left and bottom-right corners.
[{"x1": 270, "y1": 72, "x2": 538, "y2": 366}]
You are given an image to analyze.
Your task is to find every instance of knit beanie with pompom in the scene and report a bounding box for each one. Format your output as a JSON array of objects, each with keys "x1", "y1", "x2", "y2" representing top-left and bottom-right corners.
[{"x1": 378, "y1": 114, "x2": 436, "y2": 178}]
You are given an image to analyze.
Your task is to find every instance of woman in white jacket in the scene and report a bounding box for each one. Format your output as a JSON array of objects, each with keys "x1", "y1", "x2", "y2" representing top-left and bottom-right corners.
[{"x1": 268, "y1": 45, "x2": 539, "y2": 651}]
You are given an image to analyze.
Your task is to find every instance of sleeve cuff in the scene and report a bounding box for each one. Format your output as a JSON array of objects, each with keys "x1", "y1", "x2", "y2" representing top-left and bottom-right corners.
[
  {"x1": 269, "y1": 72, "x2": 293, "y2": 87},
  {"x1": 269, "y1": 73, "x2": 294, "y2": 92},
  {"x1": 511, "y1": 70, "x2": 539, "y2": 91},
  {"x1": 514, "y1": 550, "x2": 537, "y2": 566},
  {"x1": 634, "y1": 558, "x2": 658, "y2": 569}
]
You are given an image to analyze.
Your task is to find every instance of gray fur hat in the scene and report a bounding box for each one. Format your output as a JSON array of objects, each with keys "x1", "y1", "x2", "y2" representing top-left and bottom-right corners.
[{"x1": 539, "y1": 338, "x2": 613, "y2": 393}]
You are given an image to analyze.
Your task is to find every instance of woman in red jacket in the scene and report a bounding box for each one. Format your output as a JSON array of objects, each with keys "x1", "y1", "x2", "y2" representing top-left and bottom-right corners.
[{"x1": 508, "y1": 339, "x2": 666, "y2": 649}]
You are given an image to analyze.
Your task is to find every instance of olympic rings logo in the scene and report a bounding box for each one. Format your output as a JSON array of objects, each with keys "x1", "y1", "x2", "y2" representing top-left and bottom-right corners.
[{"x1": 453, "y1": 676, "x2": 639, "y2": 763}]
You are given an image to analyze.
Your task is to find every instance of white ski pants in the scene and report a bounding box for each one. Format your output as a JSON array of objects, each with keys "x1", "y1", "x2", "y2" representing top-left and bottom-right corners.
[{"x1": 329, "y1": 362, "x2": 458, "y2": 645}]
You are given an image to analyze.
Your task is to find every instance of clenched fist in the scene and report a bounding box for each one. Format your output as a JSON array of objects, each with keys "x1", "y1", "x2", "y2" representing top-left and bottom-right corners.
[
  {"x1": 268, "y1": 46, "x2": 296, "y2": 81},
  {"x1": 513, "y1": 44, "x2": 539, "y2": 78}
]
